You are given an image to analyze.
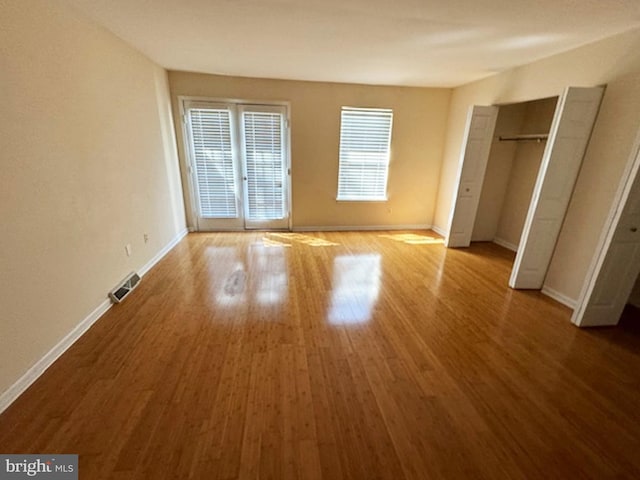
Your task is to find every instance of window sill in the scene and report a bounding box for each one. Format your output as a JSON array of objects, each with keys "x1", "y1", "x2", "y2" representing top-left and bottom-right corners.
[{"x1": 336, "y1": 197, "x2": 388, "y2": 202}]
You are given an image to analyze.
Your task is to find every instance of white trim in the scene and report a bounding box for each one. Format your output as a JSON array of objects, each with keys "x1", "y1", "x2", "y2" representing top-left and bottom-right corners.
[
  {"x1": 139, "y1": 228, "x2": 188, "y2": 276},
  {"x1": 293, "y1": 224, "x2": 431, "y2": 232},
  {"x1": 177, "y1": 95, "x2": 290, "y2": 108},
  {"x1": 0, "y1": 299, "x2": 112, "y2": 414},
  {"x1": 572, "y1": 125, "x2": 640, "y2": 326},
  {"x1": 493, "y1": 237, "x2": 518, "y2": 252},
  {"x1": 541, "y1": 286, "x2": 577, "y2": 309},
  {"x1": 431, "y1": 225, "x2": 447, "y2": 237},
  {"x1": 178, "y1": 98, "x2": 202, "y2": 230},
  {"x1": 194, "y1": 227, "x2": 247, "y2": 232},
  {"x1": 0, "y1": 228, "x2": 189, "y2": 414}
]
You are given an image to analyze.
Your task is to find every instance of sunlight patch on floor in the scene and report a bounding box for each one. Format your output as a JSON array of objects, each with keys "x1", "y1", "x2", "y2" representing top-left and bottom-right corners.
[
  {"x1": 267, "y1": 232, "x2": 340, "y2": 247},
  {"x1": 379, "y1": 233, "x2": 444, "y2": 245},
  {"x1": 261, "y1": 237, "x2": 292, "y2": 248}
]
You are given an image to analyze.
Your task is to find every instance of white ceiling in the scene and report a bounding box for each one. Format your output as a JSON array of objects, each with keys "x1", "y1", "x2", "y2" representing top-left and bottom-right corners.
[{"x1": 63, "y1": 0, "x2": 640, "y2": 87}]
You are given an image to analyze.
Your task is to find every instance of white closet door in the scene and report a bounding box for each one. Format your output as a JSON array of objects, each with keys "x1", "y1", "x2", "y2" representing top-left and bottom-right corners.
[
  {"x1": 572, "y1": 138, "x2": 640, "y2": 327},
  {"x1": 446, "y1": 105, "x2": 499, "y2": 247},
  {"x1": 509, "y1": 86, "x2": 604, "y2": 289}
]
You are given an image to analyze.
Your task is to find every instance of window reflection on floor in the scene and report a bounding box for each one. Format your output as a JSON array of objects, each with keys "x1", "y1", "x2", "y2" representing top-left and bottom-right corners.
[
  {"x1": 205, "y1": 244, "x2": 288, "y2": 309},
  {"x1": 328, "y1": 254, "x2": 381, "y2": 324},
  {"x1": 249, "y1": 243, "x2": 288, "y2": 306},
  {"x1": 204, "y1": 247, "x2": 248, "y2": 308}
]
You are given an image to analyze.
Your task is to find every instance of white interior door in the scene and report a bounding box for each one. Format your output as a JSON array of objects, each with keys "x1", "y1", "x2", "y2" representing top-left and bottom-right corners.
[
  {"x1": 182, "y1": 100, "x2": 290, "y2": 231},
  {"x1": 239, "y1": 105, "x2": 290, "y2": 230},
  {"x1": 573, "y1": 136, "x2": 640, "y2": 327},
  {"x1": 509, "y1": 86, "x2": 604, "y2": 289},
  {"x1": 446, "y1": 105, "x2": 499, "y2": 247}
]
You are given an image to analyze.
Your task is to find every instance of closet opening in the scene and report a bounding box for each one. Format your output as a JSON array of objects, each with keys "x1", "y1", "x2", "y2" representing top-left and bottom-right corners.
[
  {"x1": 471, "y1": 96, "x2": 558, "y2": 262},
  {"x1": 446, "y1": 86, "x2": 604, "y2": 294}
]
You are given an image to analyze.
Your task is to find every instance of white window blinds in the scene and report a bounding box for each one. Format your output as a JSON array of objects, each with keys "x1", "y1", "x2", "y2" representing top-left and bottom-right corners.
[
  {"x1": 188, "y1": 108, "x2": 238, "y2": 218},
  {"x1": 242, "y1": 110, "x2": 286, "y2": 220},
  {"x1": 337, "y1": 107, "x2": 393, "y2": 201}
]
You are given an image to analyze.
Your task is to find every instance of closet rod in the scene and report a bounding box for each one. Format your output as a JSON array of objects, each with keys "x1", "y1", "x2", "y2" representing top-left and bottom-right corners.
[{"x1": 498, "y1": 133, "x2": 549, "y2": 142}]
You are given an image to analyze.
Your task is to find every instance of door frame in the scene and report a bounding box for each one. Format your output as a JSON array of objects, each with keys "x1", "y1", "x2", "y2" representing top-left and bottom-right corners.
[
  {"x1": 572, "y1": 125, "x2": 640, "y2": 326},
  {"x1": 178, "y1": 96, "x2": 292, "y2": 232}
]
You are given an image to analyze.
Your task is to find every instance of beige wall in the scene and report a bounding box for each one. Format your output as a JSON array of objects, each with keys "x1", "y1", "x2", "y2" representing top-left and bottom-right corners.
[
  {"x1": 0, "y1": 1, "x2": 186, "y2": 396},
  {"x1": 494, "y1": 141, "x2": 546, "y2": 247},
  {"x1": 435, "y1": 27, "x2": 640, "y2": 303},
  {"x1": 168, "y1": 72, "x2": 451, "y2": 229}
]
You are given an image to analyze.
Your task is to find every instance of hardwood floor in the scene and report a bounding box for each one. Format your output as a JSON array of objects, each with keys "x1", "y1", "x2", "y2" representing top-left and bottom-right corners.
[{"x1": 1, "y1": 231, "x2": 640, "y2": 479}]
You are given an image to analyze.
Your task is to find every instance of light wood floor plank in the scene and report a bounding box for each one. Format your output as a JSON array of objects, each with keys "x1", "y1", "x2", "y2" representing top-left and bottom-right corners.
[{"x1": 1, "y1": 231, "x2": 640, "y2": 479}]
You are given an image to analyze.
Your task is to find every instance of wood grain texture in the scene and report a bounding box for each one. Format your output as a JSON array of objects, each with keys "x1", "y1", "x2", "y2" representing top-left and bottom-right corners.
[{"x1": 1, "y1": 231, "x2": 640, "y2": 479}]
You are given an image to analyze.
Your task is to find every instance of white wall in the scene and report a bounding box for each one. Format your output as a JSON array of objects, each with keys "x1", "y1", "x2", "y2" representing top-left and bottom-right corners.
[
  {"x1": 435, "y1": 27, "x2": 640, "y2": 303},
  {"x1": 0, "y1": 0, "x2": 186, "y2": 397}
]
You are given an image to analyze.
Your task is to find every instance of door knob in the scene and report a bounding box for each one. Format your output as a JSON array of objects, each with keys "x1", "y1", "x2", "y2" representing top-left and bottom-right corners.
[{"x1": 631, "y1": 227, "x2": 638, "y2": 232}]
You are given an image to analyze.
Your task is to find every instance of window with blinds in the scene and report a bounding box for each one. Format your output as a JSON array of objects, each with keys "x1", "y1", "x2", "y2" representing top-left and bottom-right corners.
[
  {"x1": 188, "y1": 108, "x2": 238, "y2": 218},
  {"x1": 242, "y1": 110, "x2": 286, "y2": 220},
  {"x1": 337, "y1": 107, "x2": 393, "y2": 201}
]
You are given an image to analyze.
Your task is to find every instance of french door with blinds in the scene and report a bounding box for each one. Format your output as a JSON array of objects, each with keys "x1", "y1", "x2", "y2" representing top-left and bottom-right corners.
[{"x1": 183, "y1": 99, "x2": 290, "y2": 231}]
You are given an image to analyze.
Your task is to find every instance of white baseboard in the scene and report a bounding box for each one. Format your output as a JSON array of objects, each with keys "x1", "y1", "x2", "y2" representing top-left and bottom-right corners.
[
  {"x1": 541, "y1": 286, "x2": 577, "y2": 309},
  {"x1": 493, "y1": 237, "x2": 518, "y2": 252},
  {"x1": 431, "y1": 225, "x2": 447, "y2": 237},
  {"x1": 139, "y1": 227, "x2": 188, "y2": 276},
  {"x1": 293, "y1": 224, "x2": 431, "y2": 232},
  {"x1": 0, "y1": 227, "x2": 189, "y2": 415},
  {"x1": 0, "y1": 298, "x2": 112, "y2": 414}
]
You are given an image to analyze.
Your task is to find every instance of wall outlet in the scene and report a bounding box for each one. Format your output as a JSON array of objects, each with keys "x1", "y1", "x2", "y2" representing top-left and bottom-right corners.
[
  {"x1": 125, "y1": 244, "x2": 132, "y2": 256},
  {"x1": 143, "y1": 233, "x2": 149, "y2": 243}
]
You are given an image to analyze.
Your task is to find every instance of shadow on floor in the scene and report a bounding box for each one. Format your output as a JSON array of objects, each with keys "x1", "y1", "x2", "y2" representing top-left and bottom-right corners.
[{"x1": 584, "y1": 304, "x2": 640, "y2": 356}]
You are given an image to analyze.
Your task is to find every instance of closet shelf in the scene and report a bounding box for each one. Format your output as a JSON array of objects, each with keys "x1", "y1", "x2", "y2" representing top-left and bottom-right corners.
[{"x1": 499, "y1": 133, "x2": 549, "y2": 142}]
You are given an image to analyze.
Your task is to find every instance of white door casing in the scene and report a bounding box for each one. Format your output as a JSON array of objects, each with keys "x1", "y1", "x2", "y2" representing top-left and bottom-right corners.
[
  {"x1": 446, "y1": 105, "x2": 499, "y2": 247},
  {"x1": 572, "y1": 132, "x2": 640, "y2": 327},
  {"x1": 509, "y1": 87, "x2": 604, "y2": 289},
  {"x1": 181, "y1": 99, "x2": 291, "y2": 231}
]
